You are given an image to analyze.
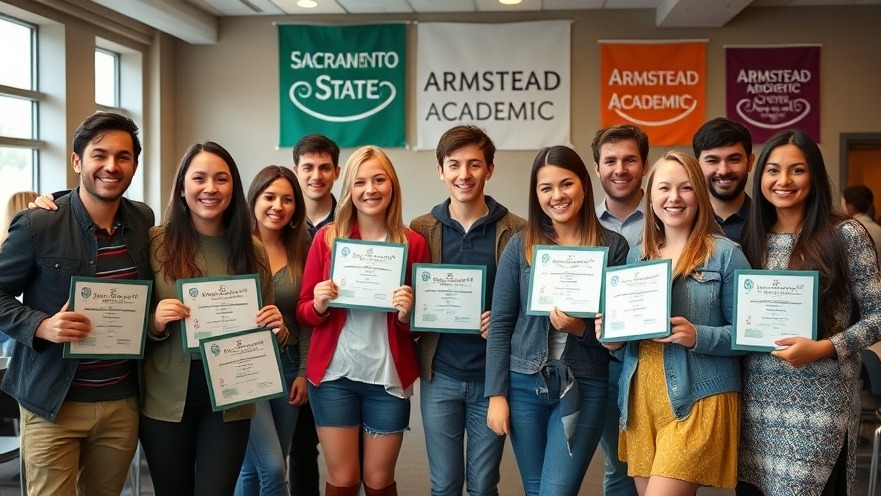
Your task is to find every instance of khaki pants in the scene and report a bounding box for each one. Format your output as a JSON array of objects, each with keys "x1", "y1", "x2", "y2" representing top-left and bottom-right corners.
[{"x1": 20, "y1": 397, "x2": 139, "y2": 496}]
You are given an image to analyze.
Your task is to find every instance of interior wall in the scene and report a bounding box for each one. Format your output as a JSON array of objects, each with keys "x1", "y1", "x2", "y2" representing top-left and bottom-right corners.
[{"x1": 171, "y1": 5, "x2": 881, "y2": 222}]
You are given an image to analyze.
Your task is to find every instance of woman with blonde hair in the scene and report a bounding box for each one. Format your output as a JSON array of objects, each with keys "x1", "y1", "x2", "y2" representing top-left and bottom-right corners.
[
  {"x1": 296, "y1": 146, "x2": 429, "y2": 496},
  {"x1": 598, "y1": 150, "x2": 750, "y2": 496},
  {"x1": 1, "y1": 191, "x2": 39, "y2": 244}
]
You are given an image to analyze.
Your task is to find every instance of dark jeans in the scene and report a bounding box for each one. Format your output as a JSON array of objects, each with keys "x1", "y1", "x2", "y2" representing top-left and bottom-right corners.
[{"x1": 140, "y1": 361, "x2": 251, "y2": 496}]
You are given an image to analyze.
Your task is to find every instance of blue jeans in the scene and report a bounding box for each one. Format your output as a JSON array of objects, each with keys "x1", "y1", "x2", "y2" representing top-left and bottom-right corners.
[
  {"x1": 507, "y1": 371, "x2": 607, "y2": 496},
  {"x1": 420, "y1": 372, "x2": 505, "y2": 496},
  {"x1": 599, "y1": 360, "x2": 637, "y2": 496},
  {"x1": 235, "y1": 346, "x2": 301, "y2": 496}
]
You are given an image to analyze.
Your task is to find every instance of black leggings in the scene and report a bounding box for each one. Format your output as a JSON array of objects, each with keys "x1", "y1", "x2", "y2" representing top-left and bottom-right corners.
[{"x1": 140, "y1": 361, "x2": 251, "y2": 496}]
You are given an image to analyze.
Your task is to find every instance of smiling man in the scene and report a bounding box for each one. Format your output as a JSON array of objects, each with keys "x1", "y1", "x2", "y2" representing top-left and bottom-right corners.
[
  {"x1": 0, "y1": 112, "x2": 154, "y2": 495},
  {"x1": 292, "y1": 134, "x2": 341, "y2": 238},
  {"x1": 693, "y1": 117, "x2": 755, "y2": 243}
]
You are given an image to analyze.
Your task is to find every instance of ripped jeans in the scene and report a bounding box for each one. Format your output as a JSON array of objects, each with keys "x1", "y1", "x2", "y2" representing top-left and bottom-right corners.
[
  {"x1": 507, "y1": 370, "x2": 607, "y2": 496},
  {"x1": 308, "y1": 377, "x2": 410, "y2": 434}
]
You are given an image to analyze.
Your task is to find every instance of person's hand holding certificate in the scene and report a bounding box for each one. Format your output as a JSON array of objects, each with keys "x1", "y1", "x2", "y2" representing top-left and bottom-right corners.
[
  {"x1": 411, "y1": 264, "x2": 486, "y2": 333},
  {"x1": 329, "y1": 239, "x2": 407, "y2": 312},
  {"x1": 599, "y1": 259, "x2": 672, "y2": 342},
  {"x1": 732, "y1": 269, "x2": 818, "y2": 352},
  {"x1": 526, "y1": 246, "x2": 608, "y2": 317},
  {"x1": 177, "y1": 274, "x2": 264, "y2": 351}
]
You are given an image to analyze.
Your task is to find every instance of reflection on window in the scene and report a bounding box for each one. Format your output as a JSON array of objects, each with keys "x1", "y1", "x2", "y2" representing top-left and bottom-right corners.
[
  {"x1": 0, "y1": 146, "x2": 36, "y2": 219},
  {"x1": 95, "y1": 49, "x2": 118, "y2": 107},
  {"x1": 0, "y1": 17, "x2": 33, "y2": 90}
]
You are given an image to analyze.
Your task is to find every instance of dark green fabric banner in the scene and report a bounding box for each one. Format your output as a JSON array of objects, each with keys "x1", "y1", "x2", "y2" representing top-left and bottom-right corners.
[{"x1": 277, "y1": 24, "x2": 406, "y2": 148}]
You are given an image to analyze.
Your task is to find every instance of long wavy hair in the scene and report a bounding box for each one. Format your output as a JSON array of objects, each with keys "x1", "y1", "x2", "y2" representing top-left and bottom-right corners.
[
  {"x1": 642, "y1": 151, "x2": 721, "y2": 278},
  {"x1": 247, "y1": 165, "x2": 307, "y2": 285},
  {"x1": 325, "y1": 146, "x2": 408, "y2": 244},
  {"x1": 741, "y1": 129, "x2": 850, "y2": 338},
  {"x1": 525, "y1": 146, "x2": 603, "y2": 264},
  {"x1": 157, "y1": 141, "x2": 262, "y2": 281}
]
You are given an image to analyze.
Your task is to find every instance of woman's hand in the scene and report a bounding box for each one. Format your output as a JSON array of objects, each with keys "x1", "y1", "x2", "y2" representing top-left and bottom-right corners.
[
  {"x1": 550, "y1": 307, "x2": 585, "y2": 336},
  {"x1": 771, "y1": 337, "x2": 836, "y2": 367},
  {"x1": 289, "y1": 376, "x2": 308, "y2": 406},
  {"x1": 312, "y1": 280, "x2": 338, "y2": 315},
  {"x1": 392, "y1": 285, "x2": 414, "y2": 324},
  {"x1": 479, "y1": 311, "x2": 491, "y2": 339},
  {"x1": 152, "y1": 299, "x2": 190, "y2": 336},
  {"x1": 257, "y1": 305, "x2": 287, "y2": 344},
  {"x1": 594, "y1": 312, "x2": 624, "y2": 351},
  {"x1": 486, "y1": 396, "x2": 510, "y2": 436},
  {"x1": 654, "y1": 316, "x2": 697, "y2": 349},
  {"x1": 29, "y1": 193, "x2": 57, "y2": 211}
]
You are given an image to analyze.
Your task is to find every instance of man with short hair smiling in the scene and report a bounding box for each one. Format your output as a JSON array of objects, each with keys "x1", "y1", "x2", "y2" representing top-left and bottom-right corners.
[{"x1": 0, "y1": 112, "x2": 154, "y2": 495}]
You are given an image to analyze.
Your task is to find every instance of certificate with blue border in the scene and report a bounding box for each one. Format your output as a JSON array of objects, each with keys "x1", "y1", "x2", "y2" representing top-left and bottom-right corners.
[
  {"x1": 526, "y1": 245, "x2": 608, "y2": 318},
  {"x1": 329, "y1": 239, "x2": 407, "y2": 312},
  {"x1": 732, "y1": 269, "x2": 819, "y2": 352},
  {"x1": 199, "y1": 328, "x2": 285, "y2": 412},
  {"x1": 64, "y1": 277, "x2": 152, "y2": 359},
  {"x1": 600, "y1": 259, "x2": 672, "y2": 342},
  {"x1": 177, "y1": 274, "x2": 264, "y2": 352},
  {"x1": 411, "y1": 264, "x2": 486, "y2": 333}
]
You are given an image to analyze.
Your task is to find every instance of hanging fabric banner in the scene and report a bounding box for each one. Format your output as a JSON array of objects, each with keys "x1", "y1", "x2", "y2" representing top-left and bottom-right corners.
[
  {"x1": 726, "y1": 45, "x2": 821, "y2": 144},
  {"x1": 416, "y1": 21, "x2": 571, "y2": 151},
  {"x1": 277, "y1": 23, "x2": 406, "y2": 148},
  {"x1": 600, "y1": 40, "x2": 707, "y2": 147}
]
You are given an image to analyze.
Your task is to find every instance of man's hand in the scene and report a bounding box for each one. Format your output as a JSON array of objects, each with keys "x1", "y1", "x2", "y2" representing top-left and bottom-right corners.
[{"x1": 35, "y1": 302, "x2": 90, "y2": 343}]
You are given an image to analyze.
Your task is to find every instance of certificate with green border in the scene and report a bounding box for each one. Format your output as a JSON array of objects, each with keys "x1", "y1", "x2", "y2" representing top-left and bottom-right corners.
[
  {"x1": 732, "y1": 269, "x2": 819, "y2": 352},
  {"x1": 177, "y1": 274, "x2": 264, "y2": 352},
  {"x1": 329, "y1": 239, "x2": 407, "y2": 312},
  {"x1": 600, "y1": 259, "x2": 672, "y2": 342},
  {"x1": 411, "y1": 264, "x2": 486, "y2": 333},
  {"x1": 64, "y1": 277, "x2": 153, "y2": 359},
  {"x1": 199, "y1": 328, "x2": 285, "y2": 412},
  {"x1": 526, "y1": 245, "x2": 608, "y2": 318}
]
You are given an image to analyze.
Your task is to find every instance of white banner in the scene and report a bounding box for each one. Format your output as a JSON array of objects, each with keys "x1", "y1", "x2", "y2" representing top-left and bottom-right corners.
[{"x1": 416, "y1": 21, "x2": 571, "y2": 151}]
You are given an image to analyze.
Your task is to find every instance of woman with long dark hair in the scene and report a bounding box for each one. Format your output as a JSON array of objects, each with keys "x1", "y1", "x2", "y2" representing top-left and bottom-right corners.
[
  {"x1": 485, "y1": 145, "x2": 628, "y2": 495},
  {"x1": 738, "y1": 129, "x2": 881, "y2": 495}
]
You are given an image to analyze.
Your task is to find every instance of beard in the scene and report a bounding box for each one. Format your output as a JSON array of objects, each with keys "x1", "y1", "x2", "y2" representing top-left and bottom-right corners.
[{"x1": 709, "y1": 174, "x2": 747, "y2": 202}]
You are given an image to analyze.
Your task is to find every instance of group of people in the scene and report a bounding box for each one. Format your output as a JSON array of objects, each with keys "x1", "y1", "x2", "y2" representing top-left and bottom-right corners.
[{"x1": 0, "y1": 110, "x2": 878, "y2": 496}]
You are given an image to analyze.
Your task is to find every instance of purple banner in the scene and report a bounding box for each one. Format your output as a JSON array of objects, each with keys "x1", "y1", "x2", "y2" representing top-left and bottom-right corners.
[{"x1": 726, "y1": 46, "x2": 820, "y2": 144}]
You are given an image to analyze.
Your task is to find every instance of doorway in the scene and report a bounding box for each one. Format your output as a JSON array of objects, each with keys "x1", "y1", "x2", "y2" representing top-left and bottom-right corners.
[{"x1": 840, "y1": 133, "x2": 881, "y2": 220}]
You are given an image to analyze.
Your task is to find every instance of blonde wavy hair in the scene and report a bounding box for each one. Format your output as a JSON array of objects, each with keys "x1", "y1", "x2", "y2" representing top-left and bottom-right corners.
[{"x1": 1, "y1": 191, "x2": 39, "y2": 244}]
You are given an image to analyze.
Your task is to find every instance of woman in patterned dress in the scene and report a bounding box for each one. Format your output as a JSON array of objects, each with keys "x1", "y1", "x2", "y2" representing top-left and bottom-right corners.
[{"x1": 738, "y1": 129, "x2": 881, "y2": 495}]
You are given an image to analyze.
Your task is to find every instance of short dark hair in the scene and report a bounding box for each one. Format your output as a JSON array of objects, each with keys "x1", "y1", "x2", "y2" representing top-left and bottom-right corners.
[
  {"x1": 590, "y1": 125, "x2": 649, "y2": 164},
  {"x1": 692, "y1": 117, "x2": 752, "y2": 158},
  {"x1": 842, "y1": 185, "x2": 874, "y2": 214},
  {"x1": 435, "y1": 125, "x2": 496, "y2": 167},
  {"x1": 292, "y1": 134, "x2": 340, "y2": 168},
  {"x1": 72, "y1": 112, "x2": 141, "y2": 163}
]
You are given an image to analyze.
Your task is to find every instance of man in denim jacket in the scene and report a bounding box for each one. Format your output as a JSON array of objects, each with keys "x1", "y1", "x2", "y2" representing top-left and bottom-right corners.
[{"x1": 0, "y1": 112, "x2": 154, "y2": 495}]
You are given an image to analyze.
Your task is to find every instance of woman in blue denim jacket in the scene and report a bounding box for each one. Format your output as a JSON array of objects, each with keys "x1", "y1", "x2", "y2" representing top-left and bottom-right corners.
[
  {"x1": 485, "y1": 146, "x2": 628, "y2": 496},
  {"x1": 598, "y1": 151, "x2": 750, "y2": 496}
]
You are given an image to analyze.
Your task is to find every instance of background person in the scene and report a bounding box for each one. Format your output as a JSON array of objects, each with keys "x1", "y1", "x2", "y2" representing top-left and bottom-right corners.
[{"x1": 840, "y1": 184, "x2": 881, "y2": 261}]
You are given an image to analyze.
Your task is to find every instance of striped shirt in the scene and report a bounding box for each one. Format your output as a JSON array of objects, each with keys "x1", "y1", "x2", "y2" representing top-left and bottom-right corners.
[{"x1": 66, "y1": 221, "x2": 139, "y2": 402}]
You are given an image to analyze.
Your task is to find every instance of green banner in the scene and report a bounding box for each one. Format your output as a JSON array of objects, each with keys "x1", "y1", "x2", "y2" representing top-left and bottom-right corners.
[{"x1": 278, "y1": 24, "x2": 406, "y2": 148}]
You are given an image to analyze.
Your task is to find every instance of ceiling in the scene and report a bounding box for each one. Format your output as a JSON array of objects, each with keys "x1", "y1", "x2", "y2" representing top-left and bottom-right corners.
[{"x1": 89, "y1": 0, "x2": 881, "y2": 44}]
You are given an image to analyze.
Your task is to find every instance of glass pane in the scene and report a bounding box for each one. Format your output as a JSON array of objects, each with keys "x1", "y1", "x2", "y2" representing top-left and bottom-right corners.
[
  {"x1": 95, "y1": 50, "x2": 118, "y2": 107},
  {"x1": 0, "y1": 18, "x2": 33, "y2": 90},
  {"x1": 0, "y1": 147, "x2": 35, "y2": 222},
  {"x1": 0, "y1": 96, "x2": 34, "y2": 139}
]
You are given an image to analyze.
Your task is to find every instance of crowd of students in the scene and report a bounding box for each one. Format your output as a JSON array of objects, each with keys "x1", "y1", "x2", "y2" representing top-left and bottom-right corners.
[{"x1": 0, "y1": 111, "x2": 879, "y2": 496}]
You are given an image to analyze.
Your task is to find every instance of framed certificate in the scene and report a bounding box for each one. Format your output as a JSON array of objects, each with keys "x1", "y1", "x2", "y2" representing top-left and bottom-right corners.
[
  {"x1": 732, "y1": 269, "x2": 819, "y2": 352},
  {"x1": 600, "y1": 259, "x2": 672, "y2": 342},
  {"x1": 64, "y1": 277, "x2": 153, "y2": 359},
  {"x1": 199, "y1": 328, "x2": 285, "y2": 411},
  {"x1": 526, "y1": 245, "x2": 608, "y2": 318},
  {"x1": 411, "y1": 264, "x2": 486, "y2": 333},
  {"x1": 329, "y1": 239, "x2": 407, "y2": 312},
  {"x1": 177, "y1": 274, "x2": 264, "y2": 352}
]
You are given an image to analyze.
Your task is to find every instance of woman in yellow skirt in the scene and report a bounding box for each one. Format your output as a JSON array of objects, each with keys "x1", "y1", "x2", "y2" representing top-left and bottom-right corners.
[{"x1": 596, "y1": 151, "x2": 750, "y2": 496}]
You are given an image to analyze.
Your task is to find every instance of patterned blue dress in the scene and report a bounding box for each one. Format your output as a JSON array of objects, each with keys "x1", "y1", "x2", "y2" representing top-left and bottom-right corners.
[{"x1": 739, "y1": 220, "x2": 881, "y2": 495}]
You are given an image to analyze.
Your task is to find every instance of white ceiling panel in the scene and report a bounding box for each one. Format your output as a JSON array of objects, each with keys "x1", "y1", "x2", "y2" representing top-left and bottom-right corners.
[
  {"x1": 475, "y1": 0, "x2": 543, "y2": 12},
  {"x1": 271, "y1": 0, "x2": 348, "y2": 14},
  {"x1": 336, "y1": 0, "x2": 414, "y2": 13},
  {"x1": 407, "y1": 0, "x2": 479, "y2": 13},
  {"x1": 542, "y1": 0, "x2": 606, "y2": 10}
]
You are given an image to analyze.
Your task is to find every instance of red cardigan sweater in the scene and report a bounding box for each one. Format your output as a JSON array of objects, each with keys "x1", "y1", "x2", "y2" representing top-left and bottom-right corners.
[{"x1": 296, "y1": 225, "x2": 429, "y2": 389}]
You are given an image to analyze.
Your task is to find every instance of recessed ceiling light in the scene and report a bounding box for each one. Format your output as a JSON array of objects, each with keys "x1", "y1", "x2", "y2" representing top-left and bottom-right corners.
[
  {"x1": 297, "y1": 0, "x2": 318, "y2": 8},
  {"x1": 499, "y1": 0, "x2": 522, "y2": 4}
]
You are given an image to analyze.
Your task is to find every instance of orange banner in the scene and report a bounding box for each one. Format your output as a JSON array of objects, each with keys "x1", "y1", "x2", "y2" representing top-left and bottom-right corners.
[{"x1": 600, "y1": 41, "x2": 706, "y2": 147}]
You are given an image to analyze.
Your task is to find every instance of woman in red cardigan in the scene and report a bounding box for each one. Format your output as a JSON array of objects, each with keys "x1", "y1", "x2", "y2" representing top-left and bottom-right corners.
[{"x1": 296, "y1": 145, "x2": 429, "y2": 496}]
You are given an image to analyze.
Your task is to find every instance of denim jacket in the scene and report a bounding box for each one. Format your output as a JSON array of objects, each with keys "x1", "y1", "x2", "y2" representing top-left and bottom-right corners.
[
  {"x1": 617, "y1": 235, "x2": 750, "y2": 428},
  {"x1": 0, "y1": 189, "x2": 154, "y2": 420},
  {"x1": 485, "y1": 229, "x2": 629, "y2": 397}
]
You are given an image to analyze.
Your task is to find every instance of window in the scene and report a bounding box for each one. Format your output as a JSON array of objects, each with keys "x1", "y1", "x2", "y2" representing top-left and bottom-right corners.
[
  {"x1": 95, "y1": 48, "x2": 119, "y2": 109},
  {"x1": 0, "y1": 15, "x2": 38, "y2": 208}
]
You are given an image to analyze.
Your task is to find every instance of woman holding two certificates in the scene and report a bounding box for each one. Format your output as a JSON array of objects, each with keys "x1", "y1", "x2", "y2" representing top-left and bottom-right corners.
[
  {"x1": 296, "y1": 146, "x2": 429, "y2": 496},
  {"x1": 598, "y1": 151, "x2": 750, "y2": 496},
  {"x1": 485, "y1": 145, "x2": 629, "y2": 495},
  {"x1": 737, "y1": 130, "x2": 881, "y2": 495}
]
